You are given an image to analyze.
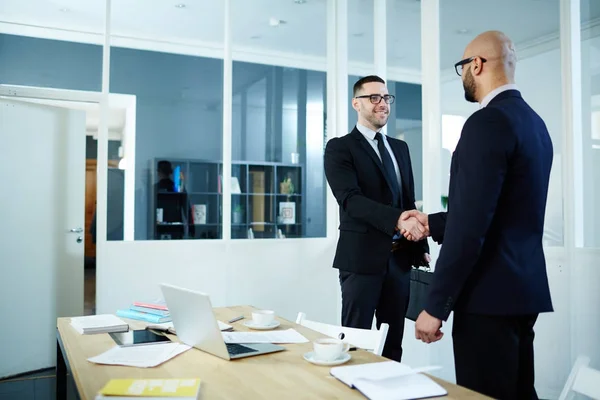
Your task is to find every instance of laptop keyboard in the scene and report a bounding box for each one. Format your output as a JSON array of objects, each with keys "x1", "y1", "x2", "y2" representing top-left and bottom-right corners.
[{"x1": 226, "y1": 343, "x2": 258, "y2": 356}]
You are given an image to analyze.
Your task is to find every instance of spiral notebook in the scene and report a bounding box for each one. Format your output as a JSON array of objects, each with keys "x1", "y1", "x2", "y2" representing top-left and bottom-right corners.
[{"x1": 330, "y1": 361, "x2": 446, "y2": 400}]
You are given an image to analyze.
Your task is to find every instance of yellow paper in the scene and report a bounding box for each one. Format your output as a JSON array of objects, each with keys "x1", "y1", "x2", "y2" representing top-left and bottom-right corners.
[{"x1": 99, "y1": 378, "x2": 201, "y2": 397}]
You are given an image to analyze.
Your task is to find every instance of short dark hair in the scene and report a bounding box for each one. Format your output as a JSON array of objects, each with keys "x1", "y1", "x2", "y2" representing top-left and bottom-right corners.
[{"x1": 353, "y1": 75, "x2": 385, "y2": 96}]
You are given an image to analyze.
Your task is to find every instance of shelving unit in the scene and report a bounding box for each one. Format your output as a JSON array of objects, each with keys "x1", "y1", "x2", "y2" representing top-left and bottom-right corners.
[{"x1": 149, "y1": 158, "x2": 304, "y2": 240}]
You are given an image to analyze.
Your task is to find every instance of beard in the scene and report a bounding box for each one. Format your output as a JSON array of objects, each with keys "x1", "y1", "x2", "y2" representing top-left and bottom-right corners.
[
  {"x1": 463, "y1": 69, "x2": 477, "y2": 103},
  {"x1": 365, "y1": 110, "x2": 389, "y2": 130}
]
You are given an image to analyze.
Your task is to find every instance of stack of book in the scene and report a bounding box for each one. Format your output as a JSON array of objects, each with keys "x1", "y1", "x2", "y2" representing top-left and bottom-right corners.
[
  {"x1": 116, "y1": 301, "x2": 172, "y2": 324},
  {"x1": 70, "y1": 314, "x2": 129, "y2": 335}
]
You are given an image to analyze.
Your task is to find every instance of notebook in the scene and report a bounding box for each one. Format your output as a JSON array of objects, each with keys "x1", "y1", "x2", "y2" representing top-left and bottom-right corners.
[
  {"x1": 95, "y1": 378, "x2": 200, "y2": 399},
  {"x1": 70, "y1": 314, "x2": 129, "y2": 335},
  {"x1": 330, "y1": 361, "x2": 447, "y2": 400},
  {"x1": 116, "y1": 309, "x2": 172, "y2": 324}
]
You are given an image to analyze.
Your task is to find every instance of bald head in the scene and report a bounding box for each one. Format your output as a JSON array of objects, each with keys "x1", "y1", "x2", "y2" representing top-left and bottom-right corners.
[
  {"x1": 460, "y1": 31, "x2": 516, "y2": 103},
  {"x1": 464, "y1": 30, "x2": 516, "y2": 82}
]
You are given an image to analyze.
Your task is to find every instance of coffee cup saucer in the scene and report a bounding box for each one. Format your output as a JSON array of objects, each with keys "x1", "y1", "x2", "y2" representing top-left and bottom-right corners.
[
  {"x1": 243, "y1": 320, "x2": 280, "y2": 330},
  {"x1": 303, "y1": 351, "x2": 351, "y2": 366}
]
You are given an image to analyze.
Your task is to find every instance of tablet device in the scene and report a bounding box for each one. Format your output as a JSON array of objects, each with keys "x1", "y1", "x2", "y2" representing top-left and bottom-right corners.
[{"x1": 109, "y1": 329, "x2": 171, "y2": 347}]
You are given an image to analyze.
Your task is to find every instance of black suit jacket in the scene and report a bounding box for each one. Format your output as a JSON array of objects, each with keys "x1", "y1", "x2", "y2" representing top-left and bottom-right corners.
[
  {"x1": 324, "y1": 126, "x2": 429, "y2": 274},
  {"x1": 426, "y1": 90, "x2": 554, "y2": 320}
]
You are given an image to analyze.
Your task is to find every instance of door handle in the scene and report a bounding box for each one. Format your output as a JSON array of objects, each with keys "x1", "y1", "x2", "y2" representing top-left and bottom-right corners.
[{"x1": 69, "y1": 228, "x2": 83, "y2": 233}]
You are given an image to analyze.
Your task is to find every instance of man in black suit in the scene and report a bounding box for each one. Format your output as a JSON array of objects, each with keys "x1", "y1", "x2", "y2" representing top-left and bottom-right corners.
[
  {"x1": 324, "y1": 75, "x2": 429, "y2": 362},
  {"x1": 402, "y1": 31, "x2": 554, "y2": 399}
]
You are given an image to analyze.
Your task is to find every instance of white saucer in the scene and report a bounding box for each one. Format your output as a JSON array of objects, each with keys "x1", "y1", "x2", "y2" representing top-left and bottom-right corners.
[
  {"x1": 303, "y1": 351, "x2": 351, "y2": 366},
  {"x1": 243, "y1": 320, "x2": 280, "y2": 330}
]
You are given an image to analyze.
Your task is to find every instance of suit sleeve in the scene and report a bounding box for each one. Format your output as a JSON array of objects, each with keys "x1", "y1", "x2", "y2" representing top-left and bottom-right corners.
[
  {"x1": 428, "y1": 212, "x2": 447, "y2": 244},
  {"x1": 425, "y1": 108, "x2": 515, "y2": 321},
  {"x1": 324, "y1": 137, "x2": 402, "y2": 236}
]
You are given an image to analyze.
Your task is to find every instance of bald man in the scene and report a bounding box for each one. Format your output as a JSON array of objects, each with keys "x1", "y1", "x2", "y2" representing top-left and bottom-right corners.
[{"x1": 402, "y1": 31, "x2": 554, "y2": 399}]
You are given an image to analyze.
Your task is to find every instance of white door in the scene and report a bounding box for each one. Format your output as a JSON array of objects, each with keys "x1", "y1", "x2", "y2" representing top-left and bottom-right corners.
[{"x1": 0, "y1": 98, "x2": 86, "y2": 378}]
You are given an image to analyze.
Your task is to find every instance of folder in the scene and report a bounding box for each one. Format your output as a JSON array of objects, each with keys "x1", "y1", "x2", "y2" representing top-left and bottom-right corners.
[{"x1": 330, "y1": 361, "x2": 447, "y2": 400}]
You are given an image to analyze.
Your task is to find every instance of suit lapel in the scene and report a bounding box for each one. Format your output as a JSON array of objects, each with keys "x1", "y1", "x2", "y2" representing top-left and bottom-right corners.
[
  {"x1": 352, "y1": 128, "x2": 390, "y2": 181},
  {"x1": 352, "y1": 128, "x2": 406, "y2": 202}
]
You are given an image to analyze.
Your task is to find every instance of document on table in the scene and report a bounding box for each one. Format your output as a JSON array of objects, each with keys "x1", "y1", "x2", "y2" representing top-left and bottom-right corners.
[
  {"x1": 88, "y1": 343, "x2": 191, "y2": 368},
  {"x1": 222, "y1": 328, "x2": 309, "y2": 344}
]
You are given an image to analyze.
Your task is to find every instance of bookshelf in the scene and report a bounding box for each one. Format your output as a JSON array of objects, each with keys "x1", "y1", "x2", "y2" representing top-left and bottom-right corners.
[{"x1": 149, "y1": 158, "x2": 304, "y2": 240}]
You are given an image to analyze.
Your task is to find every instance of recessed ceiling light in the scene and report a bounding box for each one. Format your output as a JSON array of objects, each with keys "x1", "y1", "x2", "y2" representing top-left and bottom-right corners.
[
  {"x1": 456, "y1": 28, "x2": 470, "y2": 34},
  {"x1": 175, "y1": 3, "x2": 186, "y2": 8},
  {"x1": 269, "y1": 17, "x2": 286, "y2": 27},
  {"x1": 59, "y1": 7, "x2": 69, "y2": 12},
  {"x1": 294, "y1": 0, "x2": 307, "y2": 4}
]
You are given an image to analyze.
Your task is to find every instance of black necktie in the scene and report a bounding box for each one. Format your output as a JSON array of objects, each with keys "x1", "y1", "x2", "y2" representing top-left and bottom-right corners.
[{"x1": 375, "y1": 132, "x2": 402, "y2": 207}]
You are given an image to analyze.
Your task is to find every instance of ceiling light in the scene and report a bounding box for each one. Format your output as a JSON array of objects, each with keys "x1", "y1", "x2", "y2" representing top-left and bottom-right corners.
[
  {"x1": 294, "y1": 0, "x2": 307, "y2": 4},
  {"x1": 456, "y1": 28, "x2": 470, "y2": 35},
  {"x1": 250, "y1": 35, "x2": 261, "y2": 40},
  {"x1": 269, "y1": 17, "x2": 286, "y2": 27},
  {"x1": 59, "y1": 7, "x2": 69, "y2": 12},
  {"x1": 175, "y1": 3, "x2": 186, "y2": 8}
]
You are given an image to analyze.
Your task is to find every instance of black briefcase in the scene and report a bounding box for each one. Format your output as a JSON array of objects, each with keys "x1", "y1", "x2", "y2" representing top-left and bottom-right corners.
[{"x1": 406, "y1": 266, "x2": 434, "y2": 321}]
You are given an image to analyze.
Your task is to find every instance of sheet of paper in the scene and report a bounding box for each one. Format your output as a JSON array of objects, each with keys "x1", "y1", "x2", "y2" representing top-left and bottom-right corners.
[
  {"x1": 331, "y1": 361, "x2": 442, "y2": 387},
  {"x1": 222, "y1": 328, "x2": 308, "y2": 344},
  {"x1": 353, "y1": 373, "x2": 447, "y2": 400},
  {"x1": 88, "y1": 343, "x2": 191, "y2": 368},
  {"x1": 330, "y1": 361, "x2": 415, "y2": 387}
]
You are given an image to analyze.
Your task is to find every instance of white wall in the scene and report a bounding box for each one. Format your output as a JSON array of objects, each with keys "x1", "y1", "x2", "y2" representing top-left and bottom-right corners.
[{"x1": 97, "y1": 238, "x2": 341, "y2": 327}]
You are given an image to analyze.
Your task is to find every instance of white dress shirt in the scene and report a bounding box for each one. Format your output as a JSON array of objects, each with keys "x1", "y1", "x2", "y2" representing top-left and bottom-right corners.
[
  {"x1": 480, "y1": 83, "x2": 519, "y2": 108},
  {"x1": 356, "y1": 123, "x2": 402, "y2": 189}
]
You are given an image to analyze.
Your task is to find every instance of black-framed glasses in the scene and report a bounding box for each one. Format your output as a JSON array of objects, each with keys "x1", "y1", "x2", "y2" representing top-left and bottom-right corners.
[
  {"x1": 354, "y1": 94, "x2": 395, "y2": 104},
  {"x1": 454, "y1": 56, "x2": 487, "y2": 76}
]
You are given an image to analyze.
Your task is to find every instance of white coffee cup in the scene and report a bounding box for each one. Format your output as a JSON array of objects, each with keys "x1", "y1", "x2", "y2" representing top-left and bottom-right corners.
[
  {"x1": 313, "y1": 338, "x2": 350, "y2": 362},
  {"x1": 251, "y1": 310, "x2": 275, "y2": 326}
]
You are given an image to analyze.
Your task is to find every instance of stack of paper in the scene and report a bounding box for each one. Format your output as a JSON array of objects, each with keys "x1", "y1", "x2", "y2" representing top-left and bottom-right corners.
[
  {"x1": 330, "y1": 361, "x2": 446, "y2": 400},
  {"x1": 88, "y1": 342, "x2": 191, "y2": 368},
  {"x1": 95, "y1": 378, "x2": 201, "y2": 399},
  {"x1": 70, "y1": 314, "x2": 129, "y2": 335}
]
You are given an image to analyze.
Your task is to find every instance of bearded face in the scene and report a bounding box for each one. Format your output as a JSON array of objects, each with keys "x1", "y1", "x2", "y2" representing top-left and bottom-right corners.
[{"x1": 462, "y1": 66, "x2": 477, "y2": 103}]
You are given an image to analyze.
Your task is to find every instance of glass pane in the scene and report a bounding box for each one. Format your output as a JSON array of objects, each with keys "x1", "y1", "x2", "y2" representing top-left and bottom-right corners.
[
  {"x1": 580, "y1": 0, "x2": 600, "y2": 247},
  {"x1": 440, "y1": 1, "x2": 563, "y2": 246},
  {"x1": 108, "y1": 0, "x2": 224, "y2": 240},
  {"x1": 0, "y1": 1, "x2": 104, "y2": 91},
  {"x1": 231, "y1": 0, "x2": 327, "y2": 239}
]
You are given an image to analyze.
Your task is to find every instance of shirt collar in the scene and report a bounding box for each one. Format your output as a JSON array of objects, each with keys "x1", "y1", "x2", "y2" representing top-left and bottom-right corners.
[
  {"x1": 480, "y1": 83, "x2": 519, "y2": 108},
  {"x1": 356, "y1": 123, "x2": 380, "y2": 141}
]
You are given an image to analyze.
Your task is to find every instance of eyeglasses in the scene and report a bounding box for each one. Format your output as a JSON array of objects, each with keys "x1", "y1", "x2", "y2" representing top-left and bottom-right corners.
[
  {"x1": 454, "y1": 56, "x2": 487, "y2": 76},
  {"x1": 354, "y1": 94, "x2": 396, "y2": 104}
]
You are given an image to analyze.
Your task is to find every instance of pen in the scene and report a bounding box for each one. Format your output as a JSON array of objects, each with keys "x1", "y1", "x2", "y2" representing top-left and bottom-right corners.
[{"x1": 228, "y1": 315, "x2": 244, "y2": 323}]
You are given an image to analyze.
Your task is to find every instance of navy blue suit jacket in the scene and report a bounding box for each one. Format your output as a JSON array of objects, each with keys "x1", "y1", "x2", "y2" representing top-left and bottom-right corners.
[
  {"x1": 426, "y1": 90, "x2": 554, "y2": 320},
  {"x1": 324, "y1": 127, "x2": 429, "y2": 274}
]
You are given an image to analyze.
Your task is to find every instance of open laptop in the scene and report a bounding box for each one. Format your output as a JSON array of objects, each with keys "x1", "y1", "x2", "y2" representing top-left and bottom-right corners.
[{"x1": 159, "y1": 283, "x2": 285, "y2": 360}]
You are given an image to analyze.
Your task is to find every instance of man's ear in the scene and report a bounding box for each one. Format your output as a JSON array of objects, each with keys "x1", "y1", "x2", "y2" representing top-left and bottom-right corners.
[
  {"x1": 352, "y1": 98, "x2": 360, "y2": 112},
  {"x1": 472, "y1": 57, "x2": 484, "y2": 76}
]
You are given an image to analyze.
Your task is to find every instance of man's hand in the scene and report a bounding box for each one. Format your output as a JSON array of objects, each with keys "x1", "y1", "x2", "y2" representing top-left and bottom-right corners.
[
  {"x1": 400, "y1": 210, "x2": 429, "y2": 241},
  {"x1": 423, "y1": 253, "x2": 432, "y2": 264},
  {"x1": 415, "y1": 311, "x2": 443, "y2": 344},
  {"x1": 397, "y1": 215, "x2": 427, "y2": 241}
]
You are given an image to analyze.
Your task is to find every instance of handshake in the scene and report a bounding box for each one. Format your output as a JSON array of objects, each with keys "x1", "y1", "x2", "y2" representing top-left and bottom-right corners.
[{"x1": 396, "y1": 210, "x2": 429, "y2": 241}]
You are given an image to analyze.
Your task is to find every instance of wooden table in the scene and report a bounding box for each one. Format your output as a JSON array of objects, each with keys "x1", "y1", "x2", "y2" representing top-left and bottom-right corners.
[{"x1": 56, "y1": 306, "x2": 488, "y2": 399}]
